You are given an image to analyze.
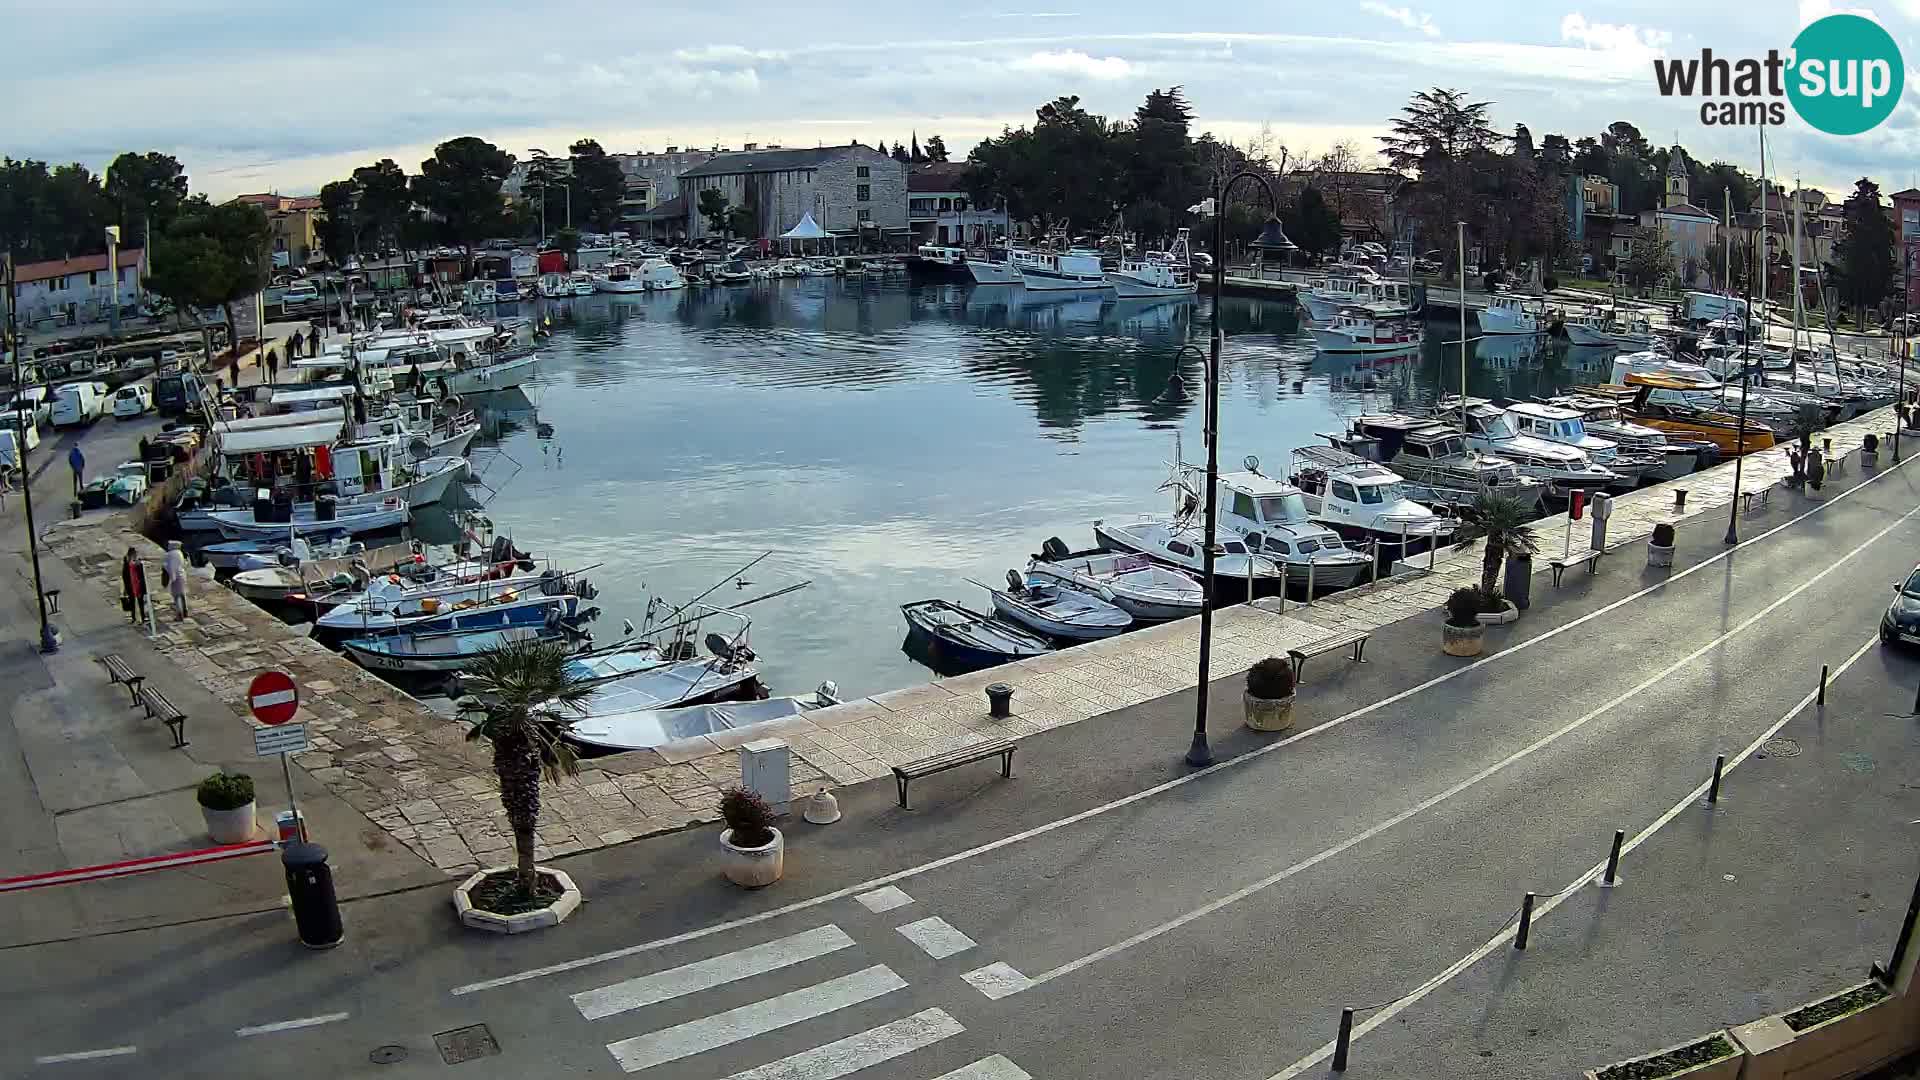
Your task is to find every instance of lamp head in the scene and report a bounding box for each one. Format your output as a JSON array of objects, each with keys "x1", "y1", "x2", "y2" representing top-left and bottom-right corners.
[{"x1": 1253, "y1": 217, "x2": 1297, "y2": 252}]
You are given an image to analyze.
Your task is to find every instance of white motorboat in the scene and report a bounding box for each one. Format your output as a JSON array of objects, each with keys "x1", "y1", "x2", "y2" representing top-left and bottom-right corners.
[
  {"x1": 464, "y1": 280, "x2": 497, "y2": 306},
  {"x1": 966, "y1": 256, "x2": 1022, "y2": 286},
  {"x1": 1310, "y1": 310, "x2": 1422, "y2": 354},
  {"x1": 316, "y1": 570, "x2": 582, "y2": 639},
  {"x1": 1437, "y1": 398, "x2": 1620, "y2": 498},
  {"x1": 441, "y1": 352, "x2": 538, "y2": 395},
  {"x1": 1015, "y1": 246, "x2": 1109, "y2": 291},
  {"x1": 805, "y1": 258, "x2": 840, "y2": 277},
  {"x1": 1093, "y1": 517, "x2": 1285, "y2": 591},
  {"x1": 1288, "y1": 446, "x2": 1455, "y2": 550},
  {"x1": 568, "y1": 686, "x2": 842, "y2": 754},
  {"x1": 1297, "y1": 272, "x2": 1383, "y2": 321},
  {"x1": 569, "y1": 271, "x2": 596, "y2": 296},
  {"x1": 1545, "y1": 395, "x2": 1711, "y2": 480},
  {"x1": 1561, "y1": 313, "x2": 1615, "y2": 348},
  {"x1": 1174, "y1": 463, "x2": 1374, "y2": 590},
  {"x1": 342, "y1": 624, "x2": 579, "y2": 675},
  {"x1": 636, "y1": 257, "x2": 687, "y2": 290},
  {"x1": 593, "y1": 262, "x2": 649, "y2": 293},
  {"x1": 1329, "y1": 414, "x2": 1547, "y2": 511},
  {"x1": 1026, "y1": 540, "x2": 1203, "y2": 622},
  {"x1": 989, "y1": 570, "x2": 1133, "y2": 641},
  {"x1": 1105, "y1": 229, "x2": 1198, "y2": 299},
  {"x1": 538, "y1": 273, "x2": 571, "y2": 299},
  {"x1": 1504, "y1": 401, "x2": 1661, "y2": 489},
  {"x1": 1479, "y1": 294, "x2": 1543, "y2": 335}
]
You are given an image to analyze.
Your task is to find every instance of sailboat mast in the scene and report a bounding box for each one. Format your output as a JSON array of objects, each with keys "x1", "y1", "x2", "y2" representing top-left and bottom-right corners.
[
  {"x1": 1791, "y1": 174, "x2": 1803, "y2": 379},
  {"x1": 1457, "y1": 220, "x2": 1467, "y2": 432},
  {"x1": 1758, "y1": 129, "x2": 1768, "y2": 366}
]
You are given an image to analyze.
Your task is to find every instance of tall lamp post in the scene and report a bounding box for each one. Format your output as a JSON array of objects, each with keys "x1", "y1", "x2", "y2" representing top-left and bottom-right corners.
[
  {"x1": 5, "y1": 254, "x2": 60, "y2": 652},
  {"x1": 1186, "y1": 171, "x2": 1295, "y2": 768},
  {"x1": 1724, "y1": 245, "x2": 1757, "y2": 545}
]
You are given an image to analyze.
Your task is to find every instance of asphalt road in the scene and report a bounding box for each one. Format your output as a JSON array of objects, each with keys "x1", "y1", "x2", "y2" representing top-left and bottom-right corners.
[{"x1": 5, "y1": 459, "x2": 1919, "y2": 1079}]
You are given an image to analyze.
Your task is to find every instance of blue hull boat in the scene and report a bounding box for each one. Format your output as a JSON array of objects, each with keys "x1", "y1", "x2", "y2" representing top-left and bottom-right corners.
[
  {"x1": 901, "y1": 598, "x2": 1052, "y2": 674},
  {"x1": 342, "y1": 624, "x2": 579, "y2": 674}
]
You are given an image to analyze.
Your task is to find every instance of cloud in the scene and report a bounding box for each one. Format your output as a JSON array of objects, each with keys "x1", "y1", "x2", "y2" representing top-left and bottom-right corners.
[
  {"x1": 1559, "y1": 13, "x2": 1673, "y2": 67},
  {"x1": 672, "y1": 44, "x2": 787, "y2": 64},
  {"x1": 989, "y1": 10, "x2": 1080, "y2": 16},
  {"x1": 1359, "y1": 2, "x2": 1439, "y2": 38},
  {"x1": 1009, "y1": 49, "x2": 1132, "y2": 79}
]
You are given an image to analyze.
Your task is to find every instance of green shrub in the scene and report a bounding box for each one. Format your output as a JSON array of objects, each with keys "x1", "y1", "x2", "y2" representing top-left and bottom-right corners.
[
  {"x1": 721, "y1": 787, "x2": 776, "y2": 847},
  {"x1": 197, "y1": 771, "x2": 254, "y2": 810},
  {"x1": 1246, "y1": 657, "x2": 1296, "y2": 699},
  {"x1": 1445, "y1": 588, "x2": 1483, "y2": 628},
  {"x1": 1651, "y1": 522, "x2": 1675, "y2": 546}
]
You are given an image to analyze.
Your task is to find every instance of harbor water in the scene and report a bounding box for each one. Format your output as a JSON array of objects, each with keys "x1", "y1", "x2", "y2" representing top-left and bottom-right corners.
[{"x1": 430, "y1": 279, "x2": 1613, "y2": 700}]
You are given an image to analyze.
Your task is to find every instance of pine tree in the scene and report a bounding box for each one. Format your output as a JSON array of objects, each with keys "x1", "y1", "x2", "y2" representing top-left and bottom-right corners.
[{"x1": 1830, "y1": 177, "x2": 1895, "y2": 326}]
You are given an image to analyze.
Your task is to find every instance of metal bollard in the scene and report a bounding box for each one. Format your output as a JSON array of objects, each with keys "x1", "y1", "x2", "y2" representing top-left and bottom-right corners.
[
  {"x1": 1819, "y1": 664, "x2": 1829, "y2": 706},
  {"x1": 1601, "y1": 829, "x2": 1625, "y2": 887},
  {"x1": 1515, "y1": 892, "x2": 1536, "y2": 950},
  {"x1": 1307, "y1": 558, "x2": 1317, "y2": 605},
  {"x1": 986, "y1": 683, "x2": 1014, "y2": 719},
  {"x1": 1911, "y1": 677, "x2": 1920, "y2": 717},
  {"x1": 1332, "y1": 1008, "x2": 1355, "y2": 1071},
  {"x1": 1707, "y1": 754, "x2": 1725, "y2": 803},
  {"x1": 1673, "y1": 488, "x2": 1688, "y2": 512}
]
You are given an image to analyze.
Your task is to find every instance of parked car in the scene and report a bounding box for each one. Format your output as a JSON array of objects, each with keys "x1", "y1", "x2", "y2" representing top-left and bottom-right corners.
[
  {"x1": 50, "y1": 381, "x2": 109, "y2": 427},
  {"x1": 112, "y1": 383, "x2": 153, "y2": 419},
  {"x1": 3, "y1": 385, "x2": 52, "y2": 429},
  {"x1": 283, "y1": 282, "x2": 320, "y2": 304},
  {"x1": 1881, "y1": 565, "x2": 1920, "y2": 646}
]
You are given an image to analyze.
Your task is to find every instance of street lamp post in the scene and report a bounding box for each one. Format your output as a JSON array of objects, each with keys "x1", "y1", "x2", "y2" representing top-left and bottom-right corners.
[
  {"x1": 1187, "y1": 170, "x2": 1295, "y2": 768},
  {"x1": 1725, "y1": 247, "x2": 1757, "y2": 545},
  {"x1": 5, "y1": 254, "x2": 60, "y2": 652},
  {"x1": 104, "y1": 225, "x2": 121, "y2": 333}
]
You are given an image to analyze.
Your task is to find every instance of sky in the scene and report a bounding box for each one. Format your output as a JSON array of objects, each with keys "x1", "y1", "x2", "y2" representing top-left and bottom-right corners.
[{"x1": 6, "y1": 0, "x2": 1920, "y2": 201}]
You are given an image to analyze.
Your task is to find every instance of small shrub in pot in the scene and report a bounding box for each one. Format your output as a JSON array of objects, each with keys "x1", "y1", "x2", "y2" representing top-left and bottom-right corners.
[
  {"x1": 197, "y1": 771, "x2": 254, "y2": 810},
  {"x1": 1651, "y1": 523, "x2": 1676, "y2": 547},
  {"x1": 720, "y1": 787, "x2": 775, "y2": 848},
  {"x1": 718, "y1": 786, "x2": 784, "y2": 887},
  {"x1": 1246, "y1": 657, "x2": 1296, "y2": 700},
  {"x1": 1865, "y1": 433, "x2": 1879, "y2": 453},
  {"x1": 1445, "y1": 587, "x2": 1483, "y2": 628},
  {"x1": 1442, "y1": 588, "x2": 1488, "y2": 657}
]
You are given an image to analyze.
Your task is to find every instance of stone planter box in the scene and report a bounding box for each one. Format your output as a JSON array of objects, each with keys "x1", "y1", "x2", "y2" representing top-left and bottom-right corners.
[
  {"x1": 1475, "y1": 600, "x2": 1519, "y2": 625},
  {"x1": 1243, "y1": 690, "x2": 1296, "y2": 732},
  {"x1": 1582, "y1": 1030, "x2": 1742, "y2": 1080},
  {"x1": 721, "y1": 827, "x2": 785, "y2": 887},
  {"x1": 202, "y1": 801, "x2": 257, "y2": 844},
  {"x1": 1648, "y1": 542, "x2": 1675, "y2": 569},
  {"x1": 1730, "y1": 981, "x2": 1909, "y2": 1080},
  {"x1": 453, "y1": 867, "x2": 583, "y2": 934}
]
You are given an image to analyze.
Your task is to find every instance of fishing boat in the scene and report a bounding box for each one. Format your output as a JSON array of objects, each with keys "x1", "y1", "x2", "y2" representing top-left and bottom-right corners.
[
  {"x1": 538, "y1": 273, "x2": 571, "y2": 299},
  {"x1": 1164, "y1": 457, "x2": 1374, "y2": 590},
  {"x1": 1092, "y1": 518, "x2": 1287, "y2": 592},
  {"x1": 1504, "y1": 401, "x2": 1662, "y2": 490},
  {"x1": 316, "y1": 583, "x2": 587, "y2": 646},
  {"x1": 1297, "y1": 273, "x2": 1383, "y2": 321},
  {"x1": 1309, "y1": 310, "x2": 1422, "y2": 354},
  {"x1": 464, "y1": 280, "x2": 497, "y2": 306},
  {"x1": 1288, "y1": 446, "x2": 1455, "y2": 550},
  {"x1": 593, "y1": 262, "x2": 648, "y2": 293},
  {"x1": 570, "y1": 271, "x2": 596, "y2": 296},
  {"x1": 1025, "y1": 540, "x2": 1204, "y2": 622},
  {"x1": 342, "y1": 623, "x2": 582, "y2": 675},
  {"x1": 568, "y1": 643, "x2": 763, "y2": 718},
  {"x1": 493, "y1": 279, "x2": 522, "y2": 303},
  {"x1": 1327, "y1": 415, "x2": 1547, "y2": 512},
  {"x1": 1104, "y1": 230, "x2": 1198, "y2": 299},
  {"x1": 209, "y1": 530, "x2": 362, "y2": 576},
  {"x1": 567, "y1": 684, "x2": 842, "y2": 754},
  {"x1": 989, "y1": 570, "x2": 1133, "y2": 641},
  {"x1": 901, "y1": 599, "x2": 1053, "y2": 672},
  {"x1": 1576, "y1": 380, "x2": 1777, "y2": 455},
  {"x1": 1542, "y1": 395, "x2": 1714, "y2": 480},
  {"x1": 208, "y1": 497, "x2": 410, "y2": 542},
  {"x1": 1434, "y1": 398, "x2": 1620, "y2": 499},
  {"x1": 965, "y1": 253, "x2": 1022, "y2": 286},
  {"x1": 1014, "y1": 243, "x2": 1108, "y2": 291},
  {"x1": 907, "y1": 244, "x2": 970, "y2": 279},
  {"x1": 1478, "y1": 294, "x2": 1543, "y2": 335}
]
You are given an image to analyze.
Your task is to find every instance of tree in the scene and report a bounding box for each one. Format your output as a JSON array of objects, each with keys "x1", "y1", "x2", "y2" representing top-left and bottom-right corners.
[
  {"x1": 1623, "y1": 231, "x2": 1674, "y2": 288},
  {"x1": 410, "y1": 137, "x2": 514, "y2": 255},
  {"x1": 351, "y1": 159, "x2": 411, "y2": 251},
  {"x1": 1123, "y1": 199, "x2": 1172, "y2": 246},
  {"x1": 552, "y1": 227, "x2": 581, "y2": 257},
  {"x1": 0, "y1": 159, "x2": 115, "y2": 262},
  {"x1": 923, "y1": 134, "x2": 949, "y2": 163},
  {"x1": 104, "y1": 152, "x2": 189, "y2": 248},
  {"x1": 1830, "y1": 177, "x2": 1895, "y2": 324},
  {"x1": 1286, "y1": 186, "x2": 1343, "y2": 258},
  {"x1": 698, "y1": 188, "x2": 731, "y2": 235},
  {"x1": 1461, "y1": 492, "x2": 1539, "y2": 600},
  {"x1": 569, "y1": 139, "x2": 627, "y2": 232},
  {"x1": 1379, "y1": 88, "x2": 1503, "y2": 266},
  {"x1": 727, "y1": 205, "x2": 756, "y2": 240},
  {"x1": 316, "y1": 180, "x2": 360, "y2": 265},
  {"x1": 890, "y1": 142, "x2": 911, "y2": 163},
  {"x1": 458, "y1": 638, "x2": 594, "y2": 898},
  {"x1": 144, "y1": 201, "x2": 271, "y2": 350}
]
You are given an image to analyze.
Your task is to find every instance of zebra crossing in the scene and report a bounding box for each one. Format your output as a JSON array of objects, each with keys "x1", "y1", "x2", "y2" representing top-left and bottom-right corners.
[{"x1": 566, "y1": 887, "x2": 1033, "y2": 1078}]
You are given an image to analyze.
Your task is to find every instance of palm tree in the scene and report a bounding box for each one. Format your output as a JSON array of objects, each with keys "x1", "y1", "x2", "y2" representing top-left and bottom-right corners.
[
  {"x1": 459, "y1": 638, "x2": 593, "y2": 896},
  {"x1": 1460, "y1": 491, "x2": 1540, "y2": 599}
]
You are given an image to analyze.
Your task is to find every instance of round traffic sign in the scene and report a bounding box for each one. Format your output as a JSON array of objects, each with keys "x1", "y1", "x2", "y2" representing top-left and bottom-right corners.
[{"x1": 247, "y1": 671, "x2": 300, "y2": 725}]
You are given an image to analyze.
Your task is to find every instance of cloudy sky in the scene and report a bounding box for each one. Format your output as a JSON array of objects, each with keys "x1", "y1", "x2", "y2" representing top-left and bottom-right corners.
[{"x1": 6, "y1": 0, "x2": 1918, "y2": 200}]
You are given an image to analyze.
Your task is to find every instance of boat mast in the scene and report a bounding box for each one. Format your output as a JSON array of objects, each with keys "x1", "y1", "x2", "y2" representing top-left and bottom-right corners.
[
  {"x1": 1457, "y1": 220, "x2": 1467, "y2": 432},
  {"x1": 1791, "y1": 173, "x2": 1804, "y2": 381},
  {"x1": 1757, "y1": 128, "x2": 1769, "y2": 377}
]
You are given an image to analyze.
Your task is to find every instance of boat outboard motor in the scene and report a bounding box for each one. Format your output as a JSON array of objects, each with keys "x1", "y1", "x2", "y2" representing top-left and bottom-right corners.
[
  {"x1": 1005, "y1": 569, "x2": 1026, "y2": 595},
  {"x1": 815, "y1": 681, "x2": 842, "y2": 706},
  {"x1": 1041, "y1": 536, "x2": 1070, "y2": 561},
  {"x1": 488, "y1": 535, "x2": 514, "y2": 564},
  {"x1": 276, "y1": 546, "x2": 299, "y2": 569},
  {"x1": 347, "y1": 559, "x2": 371, "y2": 589},
  {"x1": 704, "y1": 633, "x2": 737, "y2": 663}
]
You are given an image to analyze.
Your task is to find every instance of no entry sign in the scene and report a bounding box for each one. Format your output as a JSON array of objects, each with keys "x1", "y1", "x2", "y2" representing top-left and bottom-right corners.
[{"x1": 247, "y1": 671, "x2": 300, "y2": 726}]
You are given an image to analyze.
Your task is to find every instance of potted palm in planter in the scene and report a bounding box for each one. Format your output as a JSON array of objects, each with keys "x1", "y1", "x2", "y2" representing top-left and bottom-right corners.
[
  {"x1": 1648, "y1": 522, "x2": 1676, "y2": 568},
  {"x1": 198, "y1": 771, "x2": 256, "y2": 843},
  {"x1": 1460, "y1": 492, "x2": 1535, "y2": 624},
  {"x1": 452, "y1": 638, "x2": 592, "y2": 933},
  {"x1": 719, "y1": 787, "x2": 784, "y2": 887},
  {"x1": 1442, "y1": 587, "x2": 1486, "y2": 656},
  {"x1": 1243, "y1": 657, "x2": 1297, "y2": 732}
]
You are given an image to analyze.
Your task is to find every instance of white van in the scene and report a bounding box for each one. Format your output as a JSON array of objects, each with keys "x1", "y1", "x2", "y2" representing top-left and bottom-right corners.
[{"x1": 50, "y1": 381, "x2": 108, "y2": 428}]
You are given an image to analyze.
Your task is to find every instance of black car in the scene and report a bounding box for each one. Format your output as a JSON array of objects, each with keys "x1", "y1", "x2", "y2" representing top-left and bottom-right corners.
[{"x1": 1880, "y1": 565, "x2": 1920, "y2": 644}]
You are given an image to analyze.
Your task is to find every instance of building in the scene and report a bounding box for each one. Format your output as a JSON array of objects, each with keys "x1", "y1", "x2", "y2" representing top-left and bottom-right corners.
[
  {"x1": 3, "y1": 249, "x2": 148, "y2": 328},
  {"x1": 677, "y1": 143, "x2": 908, "y2": 246},
  {"x1": 1892, "y1": 189, "x2": 1920, "y2": 309},
  {"x1": 1569, "y1": 174, "x2": 1634, "y2": 270},
  {"x1": 232, "y1": 193, "x2": 324, "y2": 267},
  {"x1": 636, "y1": 195, "x2": 689, "y2": 242},
  {"x1": 616, "y1": 149, "x2": 716, "y2": 230},
  {"x1": 1633, "y1": 148, "x2": 1721, "y2": 286},
  {"x1": 907, "y1": 163, "x2": 1006, "y2": 248}
]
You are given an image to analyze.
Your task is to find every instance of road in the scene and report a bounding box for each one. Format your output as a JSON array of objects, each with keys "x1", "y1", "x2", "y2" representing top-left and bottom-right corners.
[{"x1": 4, "y1": 454, "x2": 1919, "y2": 1078}]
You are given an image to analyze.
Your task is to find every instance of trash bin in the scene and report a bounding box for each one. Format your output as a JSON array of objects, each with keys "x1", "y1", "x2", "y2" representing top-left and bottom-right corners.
[
  {"x1": 1503, "y1": 553, "x2": 1532, "y2": 611},
  {"x1": 282, "y1": 842, "x2": 343, "y2": 949}
]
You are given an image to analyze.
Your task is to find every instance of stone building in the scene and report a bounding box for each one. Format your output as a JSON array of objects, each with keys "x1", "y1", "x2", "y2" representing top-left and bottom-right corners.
[
  {"x1": 677, "y1": 143, "x2": 907, "y2": 246},
  {"x1": 907, "y1": 162, "x2": 1006, "y2": 248},
  {"x1": 1634, "y1": 147, "x2": 1721, "y2": 285},
  {"x1": 232, "y1": 193, "x2": 323, "y2": 267}
]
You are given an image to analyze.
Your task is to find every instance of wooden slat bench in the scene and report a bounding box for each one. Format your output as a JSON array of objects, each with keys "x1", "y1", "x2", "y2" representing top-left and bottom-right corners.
[
  {"x1": 1549, "y1": 550, "x2": 1604, "y2": 586},
  {"x1": 97, "y1": 654, "x2": 145, "y2": 706},
  {"x1": 1287, "y1": 630, "x2": 1371, "y2": 682},
  {"x1": 893, "y1": 738, "x2": 1014, "y2": 808},
  {"x1": 137, "y1": 685, "x2": 189, "y2": 748}
]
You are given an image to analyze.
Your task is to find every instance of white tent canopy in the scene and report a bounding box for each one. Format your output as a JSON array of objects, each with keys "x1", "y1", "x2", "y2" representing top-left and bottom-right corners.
[{"x1": 780, "y1": 212, "x2": 830, "y2": 240}]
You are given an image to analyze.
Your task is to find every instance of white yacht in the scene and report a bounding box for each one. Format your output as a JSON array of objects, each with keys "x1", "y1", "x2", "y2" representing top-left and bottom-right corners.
[
  {"x1": 1105, "y1": 230, "x2": 1198, "y2": 299},
  {"x1": 593, "y1": 262, "x2": 648, "y2": 293},
  {"x1": 635, "y1": 257, "x2": 686, "y2": 290},
  {"x1": 1194, "y1": 465, "x2": 1374, "y2": 590},
  {"x1": 1092, "y1": 517, "x2": 1285, "y2": 591},
  {"x1": 1025, "y1": 539, "x2": 1204, "y2": 622},
  {"x1": 1298, "y1": 272, "x2": 1383, "y2": 321},
  {"x1": 1330, "y1": 414, "x2": 1547, "y2": 512},
  {"x1": 569, "y1": 270, "x2": 596, "y2": 296},
  {"x1": 1015, "y1": 247, "x2": 1108, "y2": 291},
  {"x1": 1478, "y1": 294, "x2": 1543, "y2": 335},
  {"x1": 1503, "y1": 401, "x2": 1660, "y2": 490},
  {"x1": 1310, "y1": 310, "x2": 1422, "y2": 354},
  {"x1": 1288, "y1": 446, "x2": 1454, "y2": 550},
  {"x1": 1436, "y1": 398, "x2": 1620, "y2": 498}
]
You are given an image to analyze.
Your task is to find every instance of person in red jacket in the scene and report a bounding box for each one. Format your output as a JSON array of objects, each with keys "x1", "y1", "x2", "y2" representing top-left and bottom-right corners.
[{"x1": 120, "y1": 547, "x2": 148, "y2": 625}]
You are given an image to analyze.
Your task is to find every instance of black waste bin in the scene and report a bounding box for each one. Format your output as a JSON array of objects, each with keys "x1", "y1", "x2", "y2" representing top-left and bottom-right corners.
[
  {"x1": 1503, "y1": 553, "x2": 1533, "y2": 611},
  {"x1": 282, "y1": 842, "x2": 343, "y2": 949}
]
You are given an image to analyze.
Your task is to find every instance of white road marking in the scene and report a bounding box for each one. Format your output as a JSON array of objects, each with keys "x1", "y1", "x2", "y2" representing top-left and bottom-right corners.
[
  {"x1": 987, "y1": 494, "x2": 1920, "y2": 996},
  {"x1": 34, "y1": 1047, "x2": 137, "y2": 1064},
  {"x1": 717, "y1": 1007, "x2": 964, "y2": 1080},
  {"x1": 234, "y1": 1012, "x2": 350, "y2": 1037},
  {"x1": 604, "y1": 964, "x2": 906, "y2": 1073},
  {"x1": 855, "y1": 885, "x2": 915, "y2": 913},
  {"x1": 896, "y1": 916, "x2": 977, "y2": 959},
  {"x1": 1264, "y1": 630, "x2": 1885, "y2": 1079},
  {"x1": 961, "y1": 962, "x2": 1033, "y2": 1000},
  {"x1": 449, "y1": 455, "x2": 1912, "y2": 998},
  {"x1": 573, "y1": 925, "x2": 856, "y2": 1021},
  {"x1": 934, "y1": 1056, "x2": 1036, "y2": 1080}
]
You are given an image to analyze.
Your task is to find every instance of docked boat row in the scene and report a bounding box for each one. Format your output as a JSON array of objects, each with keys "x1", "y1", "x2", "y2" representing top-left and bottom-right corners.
[{"x1": 960, "y1": 230, "x2": 1200, "y2": 298}]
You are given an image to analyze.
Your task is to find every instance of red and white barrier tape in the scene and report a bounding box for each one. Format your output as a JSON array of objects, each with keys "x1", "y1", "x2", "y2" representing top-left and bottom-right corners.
[{"x1": 0, "y1": 840, "x2": 278, "y2": 893}]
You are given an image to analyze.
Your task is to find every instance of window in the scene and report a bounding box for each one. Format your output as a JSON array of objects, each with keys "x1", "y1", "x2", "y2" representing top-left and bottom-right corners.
[
  {"x1": 1221, "y1": 540, "x2": 1247, "y2": 555},
  {"x1": 857, "y1": 184, "x2": 870, "y2": 202},
  {"x1": 938, "y1": 198, "x2": 952, "y2": 212},
  {"x1": 1167, "y1": 540, "x2": 1195, "y2": 558},
  {"x1": 1231, "y1": 492, "x2": 1257, "y2": 520},
  {"x1": 857, "y1": 209, "x2": 871, "y2": 222},
  {"x1": 88, "y1": 270, "x2": 98, "y2": 286},
  {"x1": 1330, "y1": 480, "x2": 1360, "y2": 503},
  {"x1": 856, "y1": 165, "x2": 870, "y2": 178},
  {"x1": 1357, "y1": 484, "x2": 1385, "y2": 505}
]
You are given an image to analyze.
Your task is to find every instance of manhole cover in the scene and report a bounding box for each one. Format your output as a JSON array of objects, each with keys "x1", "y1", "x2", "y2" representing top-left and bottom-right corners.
[
  {"x1": 435, "y1": 1024, "x2": 500, "y2": 1065},
  {"x1": 1841, "y1": 751, "x2": 1876, "y2": 773},
  {"x1": 369, "y1": 1045, "x2": 407, "y2": 1065},
  {"x1": 1759, "y1": 738, "x2": 1801, "y2": 758}
]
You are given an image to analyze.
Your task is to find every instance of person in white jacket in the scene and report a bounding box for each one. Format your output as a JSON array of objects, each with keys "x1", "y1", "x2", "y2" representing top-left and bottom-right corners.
[{"x1": 163, "y1": 540, "x2": 190, "y2": 618}]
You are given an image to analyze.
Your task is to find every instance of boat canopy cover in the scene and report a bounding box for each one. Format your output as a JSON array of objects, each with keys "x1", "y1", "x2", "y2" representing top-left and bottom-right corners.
[
  {"x1": 269, "y1": 384, "x2": 356, "y2": 406},
  {"x1": 780, "y1": 212, "x2": 831, "y2": 240},
  {"x1": 216, "y1": 410, "x2": 346, "y2": 454}
]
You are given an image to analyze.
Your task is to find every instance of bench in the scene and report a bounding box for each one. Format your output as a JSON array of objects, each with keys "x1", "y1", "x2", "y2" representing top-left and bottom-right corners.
[
  {"x1": 1739, "y1": 487, "x2": 1773, "y2": 513},
  {"x1": 893, "y1": 738, "x2": 1014, "y2": 809},
  {"x1": 41, "y1": 588, "x2": 61, "y2": 615},
  {"x1": 1549, "y1": 550, "x2": 1604, "y2": 586},
  {"x1": 1287, "y1": 630, "x2": 1371, "y2": 682},
  {"x1": 97, "y1": 653, "x2": 145, "y2": 706},
  {"x1": 137, "y1": 685, "x2": 189, "y2": 748}
]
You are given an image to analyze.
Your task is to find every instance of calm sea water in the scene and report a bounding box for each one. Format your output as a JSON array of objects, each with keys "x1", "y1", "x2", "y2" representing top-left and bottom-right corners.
[{"x1": 427, "y1": 279, "x2": 1609, "y2": 700}]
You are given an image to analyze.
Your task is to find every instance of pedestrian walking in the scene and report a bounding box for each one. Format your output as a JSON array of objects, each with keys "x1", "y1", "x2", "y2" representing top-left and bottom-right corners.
[
  {"x1": 120, "y1": 547, "x2": 148, "y2": 625},
  {"x1": 163, "y1": 540, "x2": 190, "y2": 619},
  {"x1": 68, "y1": 443, "x2": 86, "y2": 495},
  {"x1": 266, "y1": 350, "x2": 278, "y2": 384}
]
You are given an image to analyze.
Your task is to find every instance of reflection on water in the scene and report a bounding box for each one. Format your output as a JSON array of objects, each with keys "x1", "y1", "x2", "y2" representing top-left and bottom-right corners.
[{"x1": 450, "y1": 280, "x2": 1596, "y2": 699}]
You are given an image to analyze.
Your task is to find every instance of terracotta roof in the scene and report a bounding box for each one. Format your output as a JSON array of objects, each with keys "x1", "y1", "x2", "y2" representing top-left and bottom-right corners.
[
  {"x1": 1891, "y1": 188, "x2": 1920, "y2": 201},
  {"x1": 1657, "y1": 202, "x2": 1719, "y2": 220},
  {"x1": 13, "y1": 249, "x2": 145, "y2": 284},
  {"x1": 908, "y1": 162, "x2": 969, "y2": 193}
]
